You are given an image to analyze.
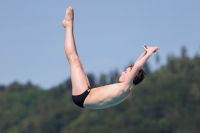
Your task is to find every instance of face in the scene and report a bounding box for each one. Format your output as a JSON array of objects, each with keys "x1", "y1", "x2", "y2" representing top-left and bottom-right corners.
[{"x1": 119, "y1": 67, "x2": 132, "y2": 83}]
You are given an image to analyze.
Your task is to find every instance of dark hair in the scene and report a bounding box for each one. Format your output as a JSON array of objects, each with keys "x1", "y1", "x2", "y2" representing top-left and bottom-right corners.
[{"x1": 129, "y1": 65, "x2": 146, "y2": 85}]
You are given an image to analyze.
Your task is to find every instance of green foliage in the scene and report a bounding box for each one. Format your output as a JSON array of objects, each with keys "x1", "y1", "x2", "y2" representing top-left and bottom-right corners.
[
  {"x1": 98, "y1": 74, "x2": 108, "y2": 86},
  {"x1": 0, "y1": 85, "x2": 5, "y2": 91},
  {"x1": 109, "y1": 69, "x2": 120, "y2": 84},
  {"x1": 155, "y1": 53, "x2": 161, "y2": 64},
  {"x1": 87, "y1": 73, "x2": 96, "y2": 87},
  {"x1": 0, "y1": 52, "x2": 200, "y2": 133},
  {"x1": 143, "y1": 62, "x2": 151, "y2": 74}
]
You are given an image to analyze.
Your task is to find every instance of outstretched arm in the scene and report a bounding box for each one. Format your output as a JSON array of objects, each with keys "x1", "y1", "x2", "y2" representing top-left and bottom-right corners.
[
  {"x1": 135, "y1": 45, "x2": 159, "y2": 69},
  {"x1": 125, "y1": 45, "x2": 159, "y2": 85},
  {"x1": 135, "y1": 50, "x2": 147, "y2": 63}
]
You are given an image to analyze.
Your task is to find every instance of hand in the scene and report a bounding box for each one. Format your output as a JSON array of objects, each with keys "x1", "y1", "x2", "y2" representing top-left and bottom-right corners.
[{"x1": 143, "y1": 44, "x2": 159, "y2": 54}]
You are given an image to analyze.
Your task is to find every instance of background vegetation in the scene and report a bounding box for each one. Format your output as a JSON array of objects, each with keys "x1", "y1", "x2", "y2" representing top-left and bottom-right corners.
[{"x1": 0, "y1": 46, "x2": 200, "y2": 133}]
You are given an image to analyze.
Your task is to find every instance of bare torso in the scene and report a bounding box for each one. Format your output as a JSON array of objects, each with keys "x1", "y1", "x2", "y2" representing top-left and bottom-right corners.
[{"x1": 84, "y1": 83, "x2": 133, "y2": 109}]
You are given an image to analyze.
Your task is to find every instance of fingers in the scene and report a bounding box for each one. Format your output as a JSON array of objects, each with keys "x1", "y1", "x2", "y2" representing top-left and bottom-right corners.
[
  {"x1": 144, "y1": 44, "x2": 148, "y2": 49},
  {"x1": 142, "y1": 46, "x2": 148, "y2": 51},
  {"x1": 142, "y1": 45, "x2": 159, "y2": 53},
  {"x1": 142, "y1": 44, "x2": 159, "y2": 53},
  {"x1": 153, "y1": 47, "x2": 159, "y2": 53}
]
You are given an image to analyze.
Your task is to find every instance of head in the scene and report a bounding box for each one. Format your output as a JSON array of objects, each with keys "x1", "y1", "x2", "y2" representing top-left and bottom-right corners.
[{"x1": 119, "y1": 65, "x2": 146, "y2": 85}]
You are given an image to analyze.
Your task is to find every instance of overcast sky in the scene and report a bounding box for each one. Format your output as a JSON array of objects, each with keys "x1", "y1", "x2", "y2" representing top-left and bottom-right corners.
[{"x1": 1, "y1": 0, "x2": 200, "y2": 89}]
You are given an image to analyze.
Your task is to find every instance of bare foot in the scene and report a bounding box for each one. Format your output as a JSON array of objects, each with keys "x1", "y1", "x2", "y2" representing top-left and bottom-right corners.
[{"x1": 62, "y1": 6, "x2": 74, "y2": 28}]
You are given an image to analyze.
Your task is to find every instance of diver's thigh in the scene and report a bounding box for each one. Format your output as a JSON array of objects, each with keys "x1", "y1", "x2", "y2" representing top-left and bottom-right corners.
[{"x1": 70, "y1": 61, "x2": 89, "y2": 95}]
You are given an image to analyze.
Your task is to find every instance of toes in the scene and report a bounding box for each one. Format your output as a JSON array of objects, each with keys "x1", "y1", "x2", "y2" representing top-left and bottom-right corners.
[{"x1": 67, "y1": 6, "x2": 73, "y2": 10}]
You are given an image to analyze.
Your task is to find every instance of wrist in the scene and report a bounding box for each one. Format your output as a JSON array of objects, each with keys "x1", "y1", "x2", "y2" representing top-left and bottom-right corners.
[{"x1": 146, "y1": 52, "x2": 152, "y2": 56}]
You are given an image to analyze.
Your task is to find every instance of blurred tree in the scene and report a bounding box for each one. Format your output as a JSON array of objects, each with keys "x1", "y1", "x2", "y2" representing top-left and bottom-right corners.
[
  {"x1": 167, "y1": 52, "x2": 175, "y2": 62},
  {"x1": 142, "y1": 62, "x2": 151, "y2": 75},
  {"x1": 0, "y1": 85, "x2": 5, "y2": 91},
  {"x1": 64, "y1": 78, "x2": 72, "y2": 89},
  {"x1": 181, "y1": 45, "x2": 187, "y2": 59},
  {"x1": 6, "y1": 81, "x2": 23, "y2": 91},
  {"x1": 24, "y1": 81, "x2": 33, "y2": 89},
  {"x1": 199, "y1": 44, "x2": 200, "y2": 56},
  {"x1": 155, "y1": 53, "x2": 160, "y2": 65},
  {"x1": 87, "y1": 73, "x2": 96, "y2": 87},
  {"x1": 98, "y1": 74, "x2": 108, "y2": 86},
  {"x1": 109, "y1": 69, "x2": 120, "y2": 84},
  {"x1": 167, "y1": 53, "x2": 177, "y2": 73}
]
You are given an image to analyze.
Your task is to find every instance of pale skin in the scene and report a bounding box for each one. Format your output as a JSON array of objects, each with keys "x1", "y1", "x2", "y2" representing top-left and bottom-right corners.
[{"x1": 62, "y1": 6, "x2": 159, "y2": 109}]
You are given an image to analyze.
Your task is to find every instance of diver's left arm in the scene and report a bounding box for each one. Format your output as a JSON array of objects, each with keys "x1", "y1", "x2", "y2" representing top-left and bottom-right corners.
[
  {"x1": 125, "y1": 45, "x2": 159, "y2": 86},
  {"x1": 126, "y1": 52, "x2": 152, "y2": 85},
  {"x1": 135, "y1": 50, "x2": 147, "y2": 63},
  {"x1": 118, "y1": 49, "x2": 153, "y2": 95}
]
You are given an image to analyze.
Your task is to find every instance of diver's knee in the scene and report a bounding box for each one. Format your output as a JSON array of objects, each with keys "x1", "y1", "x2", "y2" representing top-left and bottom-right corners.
[{"x1": 68, "y1": 55, "x2": 81, "y2": 64}]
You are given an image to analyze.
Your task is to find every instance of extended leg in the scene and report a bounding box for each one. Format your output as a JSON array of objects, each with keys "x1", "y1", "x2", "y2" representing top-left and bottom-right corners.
[{"x1": 62, "y1": 6, "x2": 90, "y2": 95}]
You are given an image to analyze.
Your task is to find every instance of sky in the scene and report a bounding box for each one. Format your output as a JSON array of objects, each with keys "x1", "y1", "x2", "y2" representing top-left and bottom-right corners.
[{"x1": 1, "y1": 0, "x2": 200, "y2": 89}]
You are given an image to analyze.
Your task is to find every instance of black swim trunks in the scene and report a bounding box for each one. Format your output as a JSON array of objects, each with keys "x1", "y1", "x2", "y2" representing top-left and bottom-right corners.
[{"x1": 72, "y1": 87, "x2": 91, "y2": 108}]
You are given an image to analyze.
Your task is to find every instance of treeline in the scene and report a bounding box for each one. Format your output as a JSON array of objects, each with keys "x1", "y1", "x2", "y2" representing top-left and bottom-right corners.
[{"x1": 0, "y1": 47, "x2": 200, "y2": 133}]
